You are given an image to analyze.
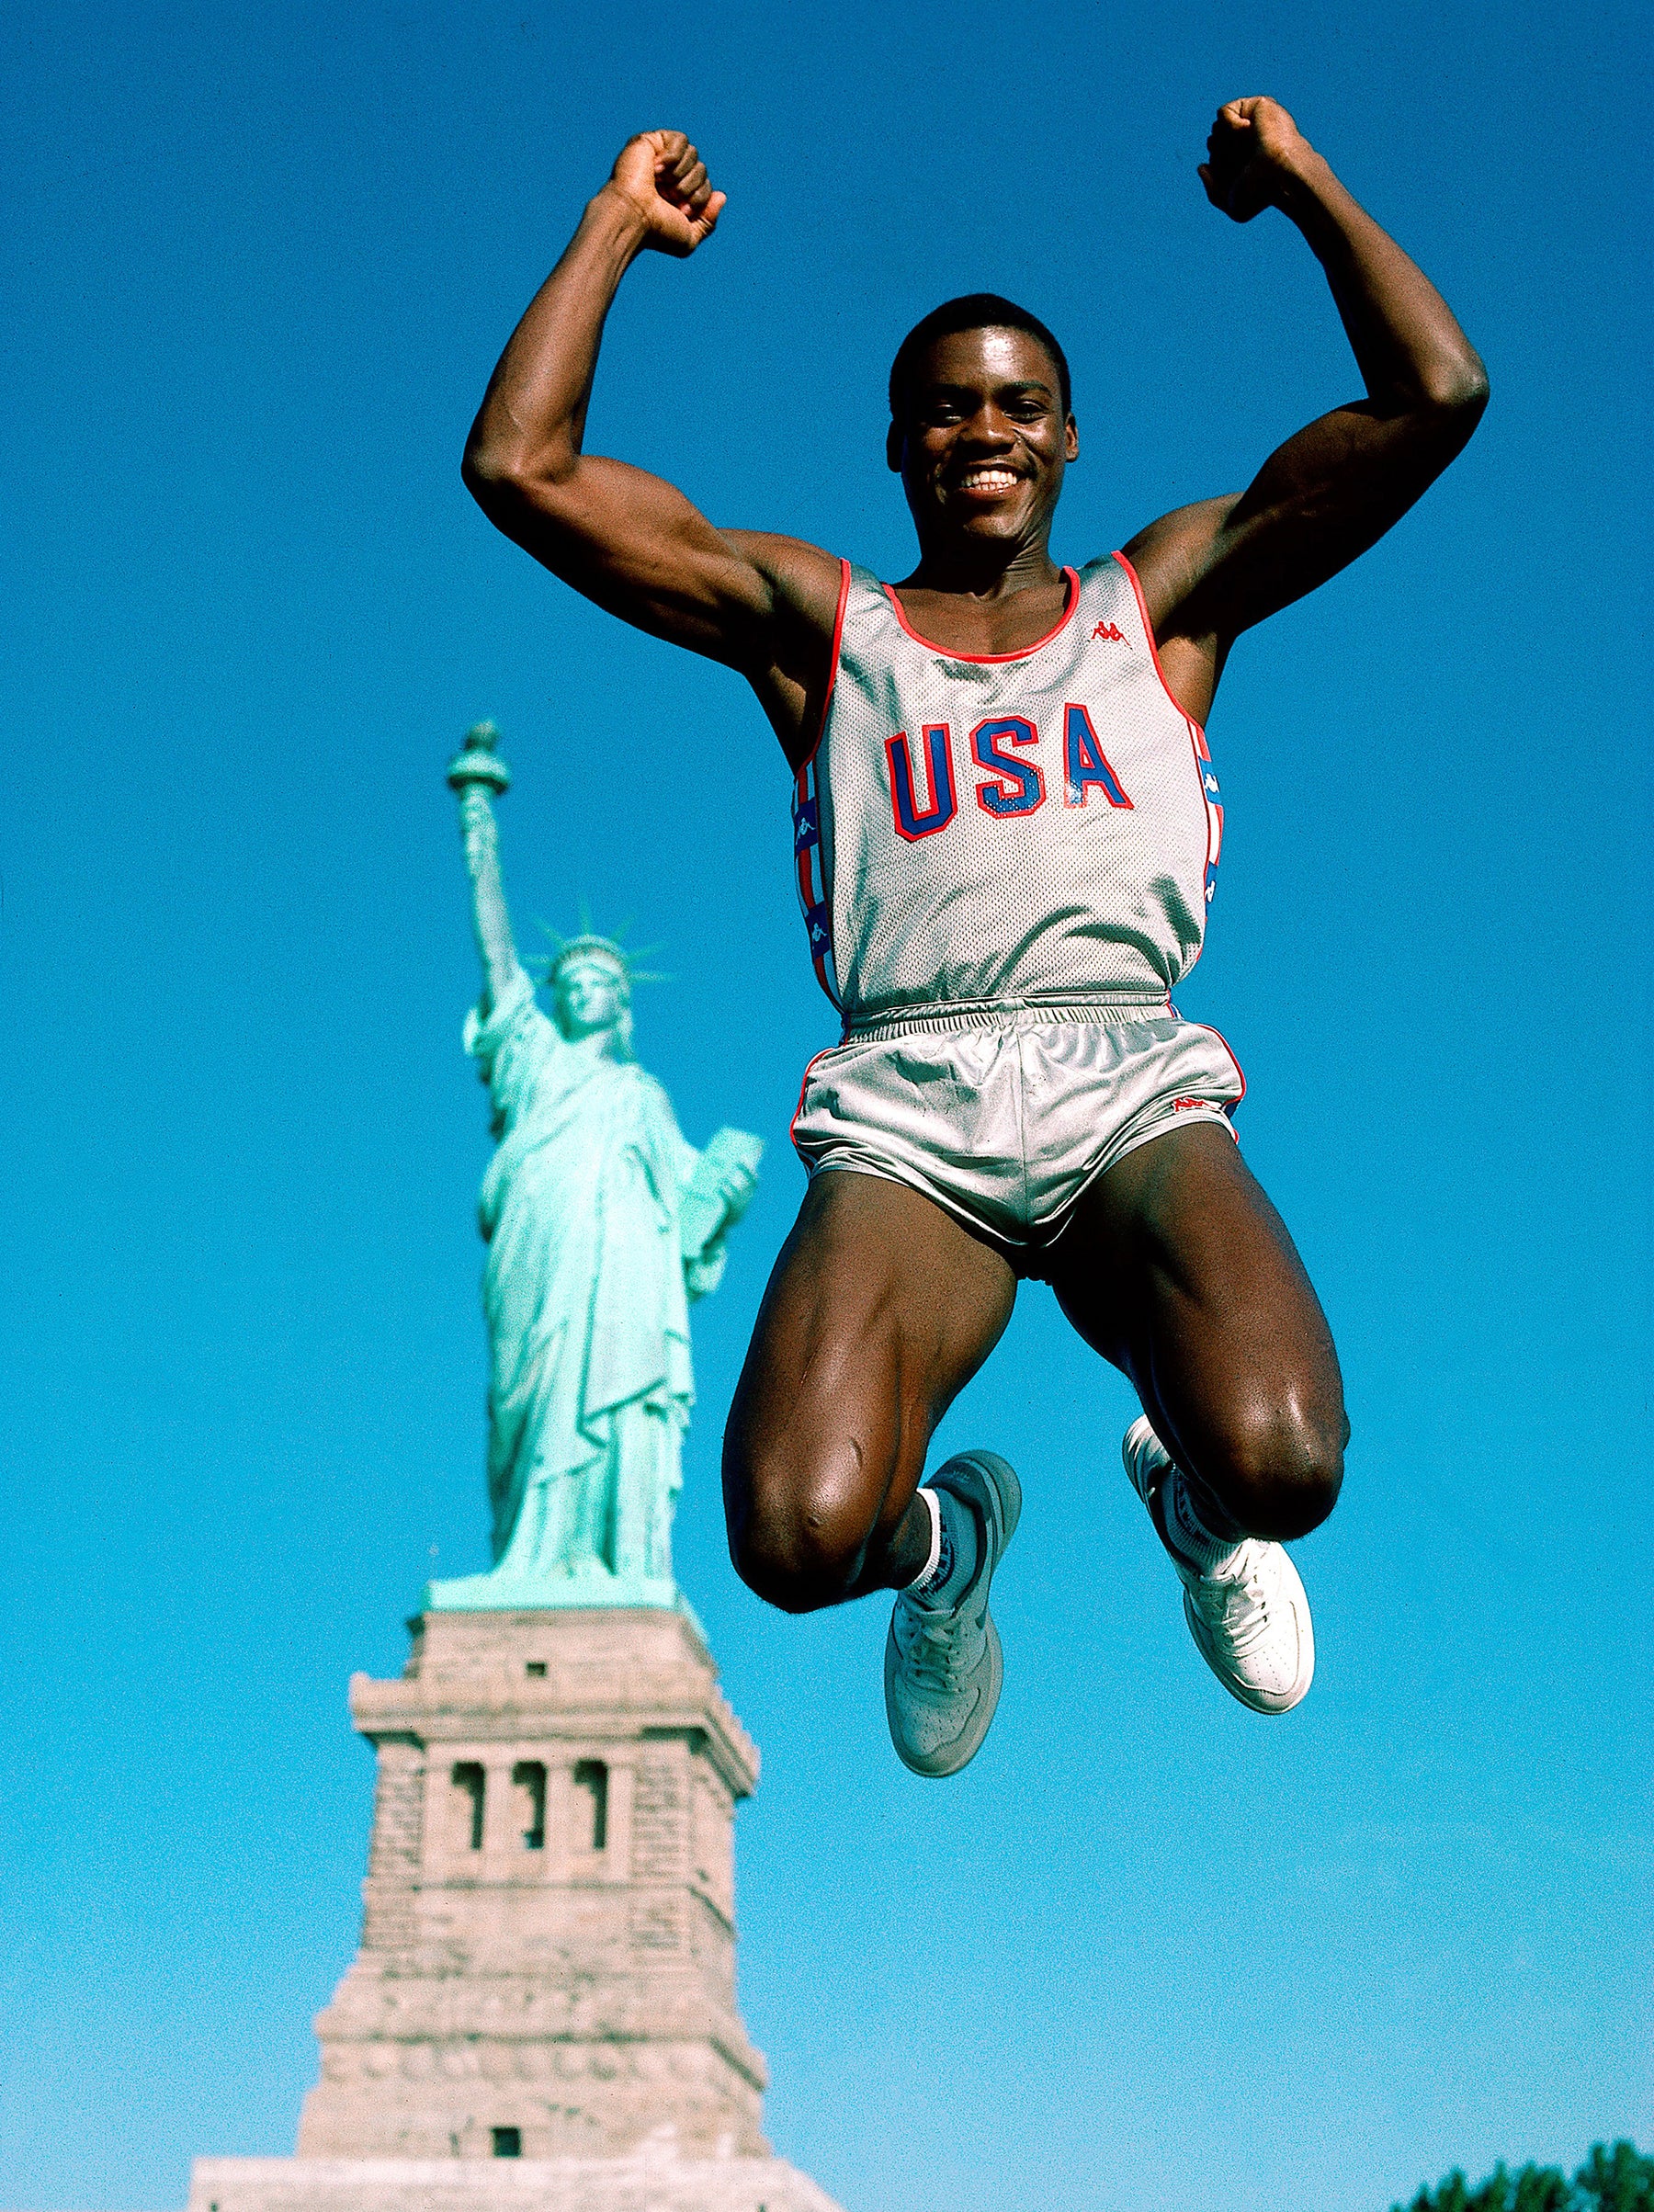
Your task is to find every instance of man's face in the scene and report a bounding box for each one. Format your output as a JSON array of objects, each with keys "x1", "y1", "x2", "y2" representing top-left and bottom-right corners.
[
  {"x1": 888, "y1": 326, "x2": 1078, "y2": 550},
  {"x1": 554, "y1": 957, "x2": 626, "y2": 1040}
]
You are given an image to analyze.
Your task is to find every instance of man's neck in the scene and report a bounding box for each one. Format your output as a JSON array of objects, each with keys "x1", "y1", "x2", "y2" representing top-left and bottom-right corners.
[{"x1": 898, "y1": 536, "x2": 1062, "y2": 600}]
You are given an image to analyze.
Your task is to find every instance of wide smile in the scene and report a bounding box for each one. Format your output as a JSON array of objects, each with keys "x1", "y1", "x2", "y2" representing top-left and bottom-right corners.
[{"x1": 947, "y1": 464, "x2": 1026, "y2": 501}]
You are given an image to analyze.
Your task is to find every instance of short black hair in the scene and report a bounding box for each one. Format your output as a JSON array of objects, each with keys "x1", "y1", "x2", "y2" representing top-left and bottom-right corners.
[{"x1": 889, "y1": 294, "x2": 1071, "y2": 423}]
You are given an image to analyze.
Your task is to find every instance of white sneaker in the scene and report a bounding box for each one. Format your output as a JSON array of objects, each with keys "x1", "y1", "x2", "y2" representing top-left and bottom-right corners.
[
  {"x1": 884, "y1": 1451, "x2": 1022, "y2": 1777},
  {"x1": 1122, "y1": 1415, "x2": 1314, "y2": 1715}
]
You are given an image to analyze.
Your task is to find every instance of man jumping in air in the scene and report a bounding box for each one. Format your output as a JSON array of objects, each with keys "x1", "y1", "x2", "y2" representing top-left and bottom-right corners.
[{"x1": 463, "y1": 100, "x2": 1487, "y2": 1775}]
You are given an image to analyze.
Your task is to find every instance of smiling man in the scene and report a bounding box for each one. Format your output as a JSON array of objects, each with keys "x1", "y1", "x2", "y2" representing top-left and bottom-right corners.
[{"x1": 463, "y1": 101, "x2": 1487, "y2": 1775}]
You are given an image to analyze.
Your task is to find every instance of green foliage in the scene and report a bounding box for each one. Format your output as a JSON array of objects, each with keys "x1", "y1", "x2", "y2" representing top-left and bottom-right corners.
[
  {"x1": 1578, "y1": 2143, "x2": 1654, "y2": 2212},
  {"x1": 1391, "y1": 2143, "x2": 1653, "y2": 2212}
]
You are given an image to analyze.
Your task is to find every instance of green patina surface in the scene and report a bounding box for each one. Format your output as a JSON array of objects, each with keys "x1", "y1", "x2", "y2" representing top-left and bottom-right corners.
[{"x1": 426, "y1": 725, "x2": 761, "y2": 1616}]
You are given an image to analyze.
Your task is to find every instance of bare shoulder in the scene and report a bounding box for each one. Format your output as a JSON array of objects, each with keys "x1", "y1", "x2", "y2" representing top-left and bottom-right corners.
[
  {"x1": 1113, "y1": 498, "x2": 1247, "y2": 728},
  {"x1": 718, "y1": 532, "x2": 844, "y2": 768},
  {"x1": 721, "y1": 531, "x2": 844, "y2": 635},
  {"x1": 1117, "y1": 497, "x2": 1240, "y2": 638}
]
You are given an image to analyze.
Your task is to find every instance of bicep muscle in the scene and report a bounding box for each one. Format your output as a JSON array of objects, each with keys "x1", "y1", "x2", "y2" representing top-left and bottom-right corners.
[
  {"x1": 472, "y1": 451, "x2": 778, "y2": 668},
  {"x1": 1161, "y1": 393, "x2": 1483, "y2": 649}
]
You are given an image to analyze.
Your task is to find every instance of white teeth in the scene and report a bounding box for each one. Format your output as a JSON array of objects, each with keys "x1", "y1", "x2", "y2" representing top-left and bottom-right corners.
[{"x1": 957, "y1": 469, "x2": 1019, "y2": 492}]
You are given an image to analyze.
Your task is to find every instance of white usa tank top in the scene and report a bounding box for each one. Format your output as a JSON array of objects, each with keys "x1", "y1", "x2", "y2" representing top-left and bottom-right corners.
[{"x1": 791, "y1": 552, "x2": 1223, "y2": 1031}]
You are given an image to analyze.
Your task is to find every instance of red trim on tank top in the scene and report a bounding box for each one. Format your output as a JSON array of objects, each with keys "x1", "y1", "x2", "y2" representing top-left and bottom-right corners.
[
  {"x1": 1111, "y1": 550, "x2": 1206, "y2": 741},
  {"x1": 881, "y1": 567, "x2": 1081, "y2": 664},
  {"x1": 1178, "y1": 720, "x2": 1215, "y2": 990},
  {"x1": 797, "y1": 558, "x2": 852, "y2": 771}
]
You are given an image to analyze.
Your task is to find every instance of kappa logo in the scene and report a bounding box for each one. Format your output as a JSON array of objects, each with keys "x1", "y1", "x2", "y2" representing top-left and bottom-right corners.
[{"x1": 1091, "y1": 620, "x2": 1127, "y2": 643}]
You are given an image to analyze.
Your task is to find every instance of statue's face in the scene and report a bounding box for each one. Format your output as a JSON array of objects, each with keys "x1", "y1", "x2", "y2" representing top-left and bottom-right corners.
[{"x1": 553, "y1": 957, "x2": 628, "y2": 1041}]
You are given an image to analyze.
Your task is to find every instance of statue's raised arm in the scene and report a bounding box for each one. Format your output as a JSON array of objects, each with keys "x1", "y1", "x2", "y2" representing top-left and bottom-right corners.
[{"x1": 447, "y1": 722, "x2": 522, "y2": 1016}]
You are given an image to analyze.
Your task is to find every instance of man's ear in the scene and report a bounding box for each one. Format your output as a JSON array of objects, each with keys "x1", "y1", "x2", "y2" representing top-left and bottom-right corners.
[
  {"x1": 1065, "y1": 413, "x2": 1080, "y2": 463},
  {"x1": 886, "y1": 419, "x2": 904, "y2": 474}
]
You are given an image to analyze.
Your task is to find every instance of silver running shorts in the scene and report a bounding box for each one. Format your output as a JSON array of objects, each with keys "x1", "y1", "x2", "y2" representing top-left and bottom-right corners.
[{"x1": 789, "y1": 1004, "x2": 1244, "y2": 1270}]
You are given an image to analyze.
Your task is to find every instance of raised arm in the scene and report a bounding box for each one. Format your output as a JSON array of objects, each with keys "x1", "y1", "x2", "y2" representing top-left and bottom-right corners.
[
  {"x1": 447, "y1": 729, "x2": 521, "y2": 1015},
  {"x1": 461, "y1": 131, "x2": 841, "y2": 764},
  {"x1": 1124, "y1": 99, "x2": 1489, "y2": 726}
]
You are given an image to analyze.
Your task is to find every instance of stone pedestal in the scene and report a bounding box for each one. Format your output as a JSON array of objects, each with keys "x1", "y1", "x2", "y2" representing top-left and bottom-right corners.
[
  {"x1": 188, "y1": 1608, "x2": 843, "y2": 2208},
  {"x1": 304, "y1": 1607, "x2": 770, "y2": 2159}
]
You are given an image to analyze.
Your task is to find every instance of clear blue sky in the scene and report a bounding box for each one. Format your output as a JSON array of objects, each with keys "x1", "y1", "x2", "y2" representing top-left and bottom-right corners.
[{"x1": 2, "y1": 5, "x2": 1648, "y2": 2209}]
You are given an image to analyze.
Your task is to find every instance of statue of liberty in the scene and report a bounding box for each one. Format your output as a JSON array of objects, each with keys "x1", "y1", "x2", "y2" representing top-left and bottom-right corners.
[{"x1": 427, "y1": 723, "x2": 762, "y2": 1613}]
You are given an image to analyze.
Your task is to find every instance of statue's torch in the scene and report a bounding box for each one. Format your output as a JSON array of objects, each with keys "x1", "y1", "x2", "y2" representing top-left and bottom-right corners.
[{"x1": 447, "y1": 720, "x2": 512, "y2": 797}]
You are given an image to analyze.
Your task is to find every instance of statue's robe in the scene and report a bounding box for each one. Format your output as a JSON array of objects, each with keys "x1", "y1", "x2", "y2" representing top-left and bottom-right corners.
[{"x1": 466, "y1": 968, "x2": 705, "y2": 1590}]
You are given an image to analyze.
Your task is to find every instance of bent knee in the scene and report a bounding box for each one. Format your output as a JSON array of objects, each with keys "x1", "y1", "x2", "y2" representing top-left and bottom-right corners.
[
  {"x1": 728, "y1": 1497, "x2": 873, "y2": 1614},
  {"x1": 723, "y1": 1435, "x2": 888, "y2": 1615},
  {"x1": 1207, "y1": 1396, "x2": 1347, "y2": 1541}
]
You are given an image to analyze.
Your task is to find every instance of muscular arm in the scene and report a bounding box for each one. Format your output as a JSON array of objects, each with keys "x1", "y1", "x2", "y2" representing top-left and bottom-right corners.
[
  {"x1": 461, "y1": 131, "x2": 841, "y2": 764},
  {"x1": 1125, "y1": 99, "x2": 1489, "y2": 726}
]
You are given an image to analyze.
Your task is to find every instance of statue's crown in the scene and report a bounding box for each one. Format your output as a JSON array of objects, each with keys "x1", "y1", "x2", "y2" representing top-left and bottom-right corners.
[
  {"x1": 547, "y1": 933, "x2": 631, "y2": 981},
  {"x1": 527, "y1": 910, "x2": 666, "y2": 993}
]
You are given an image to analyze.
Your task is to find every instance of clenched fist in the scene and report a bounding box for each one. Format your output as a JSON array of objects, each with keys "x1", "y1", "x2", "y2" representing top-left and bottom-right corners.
[
  {"x1": 1199, "y1": 97, "x2": 1313, "y2": 223},
  {"x1": 604, "y1": 130, "x2": 725, "y2": 256}
]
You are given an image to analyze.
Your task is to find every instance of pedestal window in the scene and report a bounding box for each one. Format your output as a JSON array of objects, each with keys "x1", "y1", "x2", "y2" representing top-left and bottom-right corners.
[
  {"x1": 513, "y1": 1760, "x2": 547, "y2": 1850},
  {"x1": 573, "y1": 1758, "x2": 608, "y2": 1851},
  {"x1": 451, "y1": 1761, "x2": 484, "y2": 1851}
]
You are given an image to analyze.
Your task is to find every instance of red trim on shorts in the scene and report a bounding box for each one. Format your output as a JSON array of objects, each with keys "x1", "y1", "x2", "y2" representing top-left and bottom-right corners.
[
  {"x1": 881, "y1": 568, "x2": 1081, "y2": 663},
  {"x1": 795, "y1": 558, "x2": 852, "y2": 772},
  {"x1": 788, "y1": 1047, "x2": 836, "y2": 1151},
  {"x1": 1196, "y1": 1022, "x2": 1248, "y2": 1112},
  {"x1": 1112, "y1": 550, "x2": 1206, "y2": 741}
]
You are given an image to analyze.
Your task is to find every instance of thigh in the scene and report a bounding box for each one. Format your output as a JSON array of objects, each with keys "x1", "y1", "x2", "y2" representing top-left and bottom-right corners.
[
  {"x1": 1048, "y1": 1123, "x2": 1345, "y2": 1513},
  {"x1": 724, "y1": 1169, "x2": 1016, "y2": 1565}
]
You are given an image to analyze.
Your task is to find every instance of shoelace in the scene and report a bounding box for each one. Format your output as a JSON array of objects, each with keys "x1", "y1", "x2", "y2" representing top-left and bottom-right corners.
[
  {"x1": 897, "y1": 1596, "x2": 982, "y2": 1693},
  {"x1": 1185, "y1": 1546, "x2": 1274, "y2": 1656}
]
